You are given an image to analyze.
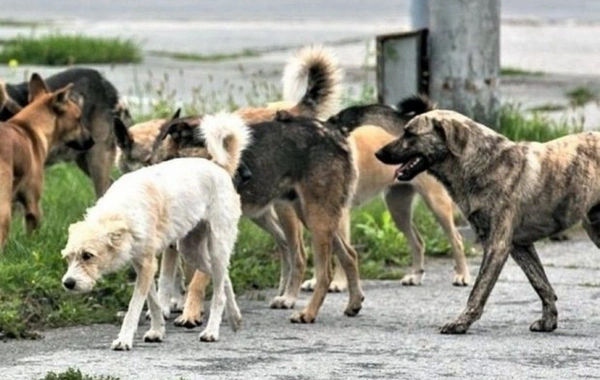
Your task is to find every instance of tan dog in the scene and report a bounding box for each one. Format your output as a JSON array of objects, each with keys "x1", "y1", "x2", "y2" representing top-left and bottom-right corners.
[
  {"x1": 0, "y1": 74, "x2": 92, "y2": 248},
  {"x1": 375, "y1": 109, "x2": 600, "y2": 334}
]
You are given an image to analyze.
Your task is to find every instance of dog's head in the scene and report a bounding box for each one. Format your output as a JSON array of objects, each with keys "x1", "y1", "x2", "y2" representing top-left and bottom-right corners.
[
  {"x1": 26, "y1": 73, "x2": 94, "y2": 151},
  {"x1": 375, "y1": 111, "x2": 470, "y2": 181},
  {"x1": 151, "y1": 109, "x2": 204, "y2": 164},
  {"x1": 114, "y1": 117, "x2": 167, "y2": 173},
  {"x1": 61, "y1": 216, "x2": 133, "y2": 293}
]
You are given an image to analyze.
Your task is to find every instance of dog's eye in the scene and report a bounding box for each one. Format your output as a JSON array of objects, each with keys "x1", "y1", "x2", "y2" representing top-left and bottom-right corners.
[
  {"x1": 404, "y1": 129, "x2": 415, "y2": 138},
  {"x1": 81, "y1": 251, "x2": 94, "y2": 261}
]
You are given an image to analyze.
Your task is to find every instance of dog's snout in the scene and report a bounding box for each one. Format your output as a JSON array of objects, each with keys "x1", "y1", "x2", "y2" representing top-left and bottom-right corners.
[{"x1": 63, "y1": 277, "x2": 76, "y2": 290}]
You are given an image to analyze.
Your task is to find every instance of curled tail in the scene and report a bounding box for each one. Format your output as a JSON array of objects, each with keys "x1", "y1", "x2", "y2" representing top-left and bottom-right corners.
[
  {"x1": 396, "y1": 94, "x2": 436, "y2": 118},
  {"x1": 282, "y1": 45, "x2": 343, "y2": 120},
  {"x1": 197, "y1": 112, "x2": 252, "y2": 176}
]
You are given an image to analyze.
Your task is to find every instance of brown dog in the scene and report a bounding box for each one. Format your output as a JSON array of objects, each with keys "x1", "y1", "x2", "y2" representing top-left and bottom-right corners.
[
  {"x1": 0, "y1": 74, "x2": 92, "y2": 248},
  {"x1": 375, "y1": 109, "x2": 600, "y2": 334}
]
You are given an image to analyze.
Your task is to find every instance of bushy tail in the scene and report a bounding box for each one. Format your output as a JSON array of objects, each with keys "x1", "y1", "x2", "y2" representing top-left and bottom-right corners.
[
  {"x1": 197, "y1": 112, "x2": 252, "y2": 176},
  {"x1": 282, "y1": 45, "x2": 343, "y2": 120}
]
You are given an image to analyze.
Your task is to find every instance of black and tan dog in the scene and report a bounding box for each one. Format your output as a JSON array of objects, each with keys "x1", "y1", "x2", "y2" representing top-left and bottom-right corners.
[
  {"x1": 375, "y1": 108, "x2": 600, "y2": 334},
  {"x1": 0, "y1": 73, "x2": 93, "y2": 248},
  {"x1": 0, "y1": 68, "x2": 132, "y2": 198},
  {"x1": 156, "y1": 110, "x2": 363, "y2": 324}
]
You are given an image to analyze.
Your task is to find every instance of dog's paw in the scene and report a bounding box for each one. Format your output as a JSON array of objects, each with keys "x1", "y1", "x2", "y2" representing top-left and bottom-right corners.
[
  {"x1": 328, "y1": 279, "x2": 348, "y2": 293},
  {"x1": 143, "y1": 328, "x2": 165, "y2": 343},
  {"x1": 199, "y1": 329, "x2": 219, "y2": 342},
  {"x1": 452, "y1": 272, "x2": 471, "y2": 287},
  {"x1": 170, "y1": 295, "x2": 186, "y2": 313},
  {"x1": 439, "y1": 320, "x2": 470, "y2": 334},
  {"x1": 529, "y1": 318, "x2": 557, "y2": 332},
  {"x1": 300, "y1": 278, "x2": 317, "y2": 292},
  {"x1": 229, "y1": 313, "x2": 242, "y2": 332},
  {"x1": 110, "y1": 338, "x2": 133, "y2": 351},
  {"x1": 290, "y1": 310, "x2": 316, "y2": 324},
  {"x1": 269, "y1": 295, "x2": 296, "y2": 309},
  {"x1": 400, "y1": 272, "x2": 424, "y2": 286},
  {"x1": 174, "y1": 314, "x2": 203, "y2": 329}
]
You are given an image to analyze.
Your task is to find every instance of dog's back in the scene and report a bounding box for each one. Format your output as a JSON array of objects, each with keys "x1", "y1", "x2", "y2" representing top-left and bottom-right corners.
[{"x1": 90, "y1": 157, "x2": 241, "y2": 250}]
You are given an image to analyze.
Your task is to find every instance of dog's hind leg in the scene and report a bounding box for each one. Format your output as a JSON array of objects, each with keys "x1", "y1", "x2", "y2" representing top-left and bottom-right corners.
[
  {"x1": 385, "y1": 184, "x2": 426, "y2": 285},
  {"x1": 111, "y1": 253, "x2": 158, "y2": 350},
  {"x1": 270, "y1": 203, "x2": 306, "y2": 309},
  {"x1": 510, "y1": 244, "x2": 558, "y2": 332},
  {"x1": 415, "y1": 178, "x2": 469, "y2": 286},
  {"x1": 142, "y1": 280, "x2": 166, "y2": 343},
  {"x1": 332, "y1": 220, "x2": 365, "y2": 317},
  {"x1": 224, "y1": 274, "x2": 242, "y2": 332},
  {"x1": 156, "y1": 245, "x2": 178, "y2": 319}
]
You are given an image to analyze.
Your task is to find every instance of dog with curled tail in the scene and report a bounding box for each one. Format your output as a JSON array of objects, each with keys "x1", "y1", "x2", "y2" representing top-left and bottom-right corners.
[{"x1": 61, "y1": 112, "x2": 250, "y2": 350}]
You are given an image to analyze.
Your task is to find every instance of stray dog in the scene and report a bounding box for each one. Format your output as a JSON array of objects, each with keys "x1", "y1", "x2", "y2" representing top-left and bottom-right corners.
[
  {"x1": 61, "y1": 112, "x2": 249, "y2": 350},
  {"x1": 155, "y1": 109, "x2": 364, "y2": 324},
  {"x1": 117, "y1": 45, "x2": 344, "y2": 324},
  {"x1": 299, "y1": 96, "x2": 469, "y2": 291},
  {"x1": 0, "y1": 73, "x2": 92, "y2": 248},
  {"x1": 375, "y1": 109, "x2": 600, "y2": 334},
  {"x1": 0, "y1": 68, "x2": 132, "y2": 198}
]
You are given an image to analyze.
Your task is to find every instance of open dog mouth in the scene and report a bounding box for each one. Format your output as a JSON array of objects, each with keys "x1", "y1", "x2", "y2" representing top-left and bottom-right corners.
[{"x1": 394, "y1": 155, "x2": 428, "y2": 181}]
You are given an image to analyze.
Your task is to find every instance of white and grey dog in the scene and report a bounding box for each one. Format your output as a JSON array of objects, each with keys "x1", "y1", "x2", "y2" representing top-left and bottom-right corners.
[{"x1": 61, "y1": 112, "x2": 251, "y2": 350}]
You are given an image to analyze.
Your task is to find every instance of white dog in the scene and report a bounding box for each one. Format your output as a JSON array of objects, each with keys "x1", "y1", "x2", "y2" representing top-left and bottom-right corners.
[{"x1": 61, "y1": 112, "x2": 251, "y2": 350}]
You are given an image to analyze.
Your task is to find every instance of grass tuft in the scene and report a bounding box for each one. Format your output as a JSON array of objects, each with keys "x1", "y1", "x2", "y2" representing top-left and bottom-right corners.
[
  {"x1": 0, "y1": 34, "x2": 142, "y2": 65},
  {"x1": 42, "y1": 368, "x2": 121, "y2": 380},
  {"x1": 566, "y1": 86, "x2": 597, "y2": 107},
  {"x1": 499, "y1": 103, "x2": 584, "y2": 142},
  {"x1": 501, "y1": 67, "x2": 544, "y2": 77}
]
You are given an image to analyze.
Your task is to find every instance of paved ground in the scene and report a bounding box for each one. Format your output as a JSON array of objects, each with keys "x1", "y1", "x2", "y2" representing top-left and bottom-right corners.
[{"x1": 2, "y1": 233, "x2": 600, "y2": 379}]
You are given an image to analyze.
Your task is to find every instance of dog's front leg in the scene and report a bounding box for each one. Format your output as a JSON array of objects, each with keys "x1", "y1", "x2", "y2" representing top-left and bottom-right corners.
[
  {"x1": 111, "y1": 255, "x2": 157, "y2": 350},
  {"x1": 440, "y1": 213, "x2": 513, "y2": 334},
  {"x1": 142, "y1": 281, "x2": 166, "y2": 343},
  {"x1": 511, "y1": 244, "x2": 557, "y2": 332}
]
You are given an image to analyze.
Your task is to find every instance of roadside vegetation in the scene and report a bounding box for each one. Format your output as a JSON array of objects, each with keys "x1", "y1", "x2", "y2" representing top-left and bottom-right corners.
[{"x1": 0, "y1": 34, "x2": 141, "y2": 65}]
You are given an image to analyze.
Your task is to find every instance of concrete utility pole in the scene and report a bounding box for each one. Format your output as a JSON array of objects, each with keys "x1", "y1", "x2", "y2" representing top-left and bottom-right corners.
[{"x1": 427, "y1": 0, "x2": 501, "y2": 129}]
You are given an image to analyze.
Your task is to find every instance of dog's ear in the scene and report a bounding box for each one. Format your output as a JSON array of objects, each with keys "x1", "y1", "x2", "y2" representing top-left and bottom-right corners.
[
  {"x1": 114, "y1": 117, "x2": 133, "y2": 150},
  {"x1": 28, "y1": 73, "x2": 50, "y2": 102},
  {"x1": 433, "y1": 118, "x2": 469, "y2": 157},
  {"x1": 106, "y1": 219, "x2": 130, "y2": 249},
  {"x1": 51, "y1": 83, "x2": 76, "y2": 112},
  {"x1": 170, "y1": 108, "x2": 182, "y2": 120},
  {"x1": 0, "y1": 82, "x2": 21, "y2": 114},
  {"x1": 163, "y1": 121, "x2": 197, "y2": 145}
]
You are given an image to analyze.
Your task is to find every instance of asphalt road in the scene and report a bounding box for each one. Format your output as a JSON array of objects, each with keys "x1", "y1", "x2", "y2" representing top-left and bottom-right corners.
[{"x1": 2, "y1": 233, "x2": 600, "y2": 380}]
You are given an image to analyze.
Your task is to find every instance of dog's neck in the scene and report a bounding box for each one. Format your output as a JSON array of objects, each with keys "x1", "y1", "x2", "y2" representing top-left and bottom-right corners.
[
  {"x1": 9, "y1": 108, "x2": 58, "y2": 159},
  {"x1": 428, "y1": 132, "x2": 516, "y2": 214}
]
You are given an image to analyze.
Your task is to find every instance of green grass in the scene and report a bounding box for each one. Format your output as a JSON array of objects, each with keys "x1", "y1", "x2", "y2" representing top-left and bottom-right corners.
[
  {"x1": 0, "y1": 34, "x2": 142, "y2": 65},
  {"x1": 42, "y1": 368, "x2": 121, "y2": 380},
  {"x1": 499, "y1": 103, "x2": 584, "y2": 142},
  {"x1": 501, "y1": 67, "x2": 544, "y2": 77},
  {"x1": 566, "y1": 86, "x2": 597, "y2": 107},
  {"x1": 149, "y1": 49, "x2": 260, "y2": 62},
  {"x1": 527, "y1": 103, "x2": 567, "y2": 112}
]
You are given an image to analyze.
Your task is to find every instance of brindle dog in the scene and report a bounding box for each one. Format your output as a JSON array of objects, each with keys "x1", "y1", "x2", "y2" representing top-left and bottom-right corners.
[
  {"x1": 375, "y1": 109, "x2": 600, "y2": 334},
  {"x1": 0, "y1": 73, "x2": 93, "y2": 248}
]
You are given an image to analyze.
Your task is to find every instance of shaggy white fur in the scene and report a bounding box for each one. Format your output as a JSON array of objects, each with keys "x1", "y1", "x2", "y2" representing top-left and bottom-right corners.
[{"x1": 61, "y1": 112, "x2": 250, "y2": 350}]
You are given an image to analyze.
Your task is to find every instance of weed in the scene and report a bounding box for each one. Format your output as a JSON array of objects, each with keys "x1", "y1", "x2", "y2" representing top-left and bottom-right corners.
[
  {"x1": 566, "y1": 86, "x2": 597, "y2": 107},
  {"x1": 499, "y1": 103, "x2": 584, "y2": 142},
  {"x1": 501, "y1": 67, "x2": 544, "y2": 77}
]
